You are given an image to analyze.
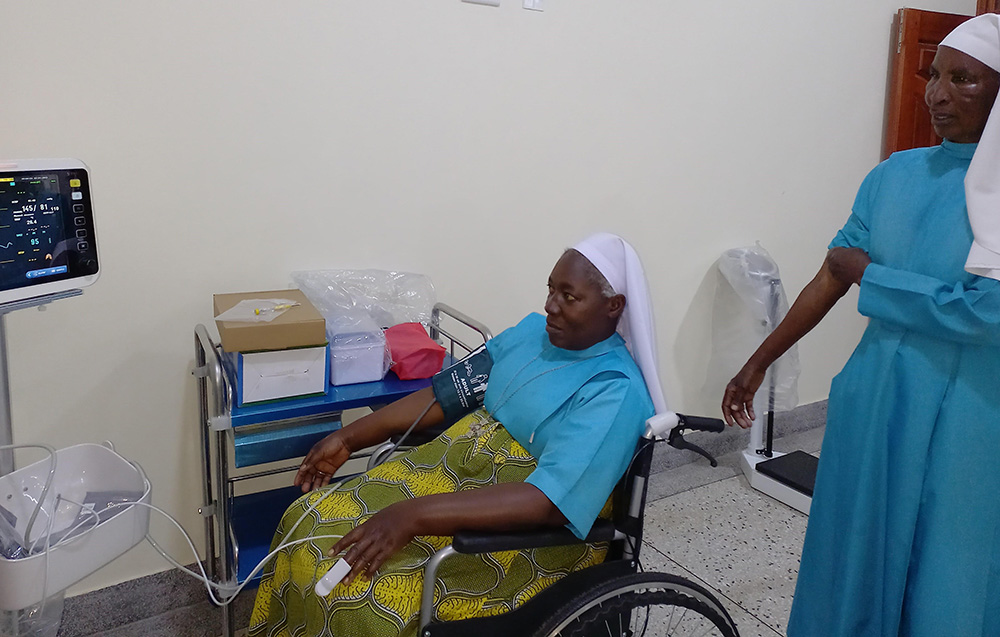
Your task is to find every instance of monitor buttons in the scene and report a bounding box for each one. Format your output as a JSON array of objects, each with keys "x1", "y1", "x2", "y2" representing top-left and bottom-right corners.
[
  {"x1": 77, "y1": 241, "x2": 89, "y2": 251},
  {"x1": 76, "y1": 229, "x2": 88, "y2": 239},
  {"x1": 69, "y1": 179, "x2": 81, "y2": 188},
  {"x1": 73, "y1": 204, "x2": 84, "y2": 213},
  {"x1": 71, "y1": 192, "x2": 83, "y2": 200},
  {"x1": 74, "y1": 217, "x2": 86, "y2": 226}
]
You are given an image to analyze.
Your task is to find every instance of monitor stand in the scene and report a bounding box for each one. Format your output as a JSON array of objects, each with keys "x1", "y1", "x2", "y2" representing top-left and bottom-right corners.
[{"x1": 0, "y1": 289, "x2": 82, "y2": 475}]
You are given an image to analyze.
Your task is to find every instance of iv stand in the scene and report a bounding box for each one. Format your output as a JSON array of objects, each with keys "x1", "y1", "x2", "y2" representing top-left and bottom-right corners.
[{"x1": 0, "y1": 289, "x2": 82, "y2": 476}]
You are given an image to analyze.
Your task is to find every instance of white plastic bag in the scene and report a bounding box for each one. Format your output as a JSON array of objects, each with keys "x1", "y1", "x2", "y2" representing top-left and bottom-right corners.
[
  {"x1": 705, "y1": 243, "x2": 800, "y2": 413},
  {"x1": 290, "y1": 270, "x2": 436, "y2": 328},
  {"x1": 0, "y1": 591, "x2": 64, "y2": 637},
  {"x1": 290, "y1": 270, "x2": 436, "y2": 385}
]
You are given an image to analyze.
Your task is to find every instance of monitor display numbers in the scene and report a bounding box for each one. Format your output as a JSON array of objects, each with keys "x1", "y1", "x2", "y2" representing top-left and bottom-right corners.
[
  {"x1": 0, "y1": 176, "x2": 68, "y2": 284},
  {"x1": 0, "y1": 162, "x2": 98, "y2": 303},
  {"x1": 0, "y1": 160, "x2": 99, "y2": 304}
]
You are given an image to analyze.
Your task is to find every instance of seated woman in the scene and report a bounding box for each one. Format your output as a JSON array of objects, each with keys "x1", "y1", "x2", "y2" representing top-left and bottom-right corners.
[{"x1": 249, "y1": 233, "x2": 668, "y2": 637}]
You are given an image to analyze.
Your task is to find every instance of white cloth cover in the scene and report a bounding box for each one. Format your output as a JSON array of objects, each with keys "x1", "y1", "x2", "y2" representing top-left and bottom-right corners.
[
  {"x1": 572, "y1": 233, "x2": 668, "y2": 415},
  {"x1": 940, "y1": 14, "x2": 1000, "y2": 280}
]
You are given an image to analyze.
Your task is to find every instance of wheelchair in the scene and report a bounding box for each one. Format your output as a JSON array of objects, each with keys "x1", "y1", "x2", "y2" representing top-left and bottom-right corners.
[
  {"x1": 413, "y1": 412, "x2": 741, "y2": 637},
  {"x1": 362, "y1": 307, "x2": 740, "y2": 636}
]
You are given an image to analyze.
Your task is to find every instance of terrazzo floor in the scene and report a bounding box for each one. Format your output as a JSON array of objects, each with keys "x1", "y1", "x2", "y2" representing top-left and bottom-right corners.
[
  {"x1": 53, "y1": 424, "x2": 824, "y2": 637},
  {"x1": 639, "y1": 424, "x2": 824, "y2": 637}
]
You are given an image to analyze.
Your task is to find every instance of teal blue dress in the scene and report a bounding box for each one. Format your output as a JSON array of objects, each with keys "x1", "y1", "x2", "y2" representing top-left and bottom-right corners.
[
  {"x1": 788, "y1": 141, "x2": 1000, "y2": 636},
  {"x1": 485, "y1": 313, "x2": 652, "y2": 538}
]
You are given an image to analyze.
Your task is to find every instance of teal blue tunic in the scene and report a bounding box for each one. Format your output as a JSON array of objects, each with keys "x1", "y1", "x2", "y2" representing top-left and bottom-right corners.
[
  {"x1": 788, "y1": 141, "x2": 1000, "y2": 636},
  {"x1": 484, "y1": 313, "x2": 652, "y2": 539}
]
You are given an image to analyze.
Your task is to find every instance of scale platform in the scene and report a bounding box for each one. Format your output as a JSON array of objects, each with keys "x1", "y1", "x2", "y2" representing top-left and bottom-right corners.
[{"x1": 741, "y1": 449, "x2": 818, "y2": 515}]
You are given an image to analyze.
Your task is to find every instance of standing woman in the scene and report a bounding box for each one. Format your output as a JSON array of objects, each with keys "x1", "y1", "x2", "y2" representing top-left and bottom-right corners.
[{"x1": 723, "y1": 15, "x2": 1000, "y2": 637}]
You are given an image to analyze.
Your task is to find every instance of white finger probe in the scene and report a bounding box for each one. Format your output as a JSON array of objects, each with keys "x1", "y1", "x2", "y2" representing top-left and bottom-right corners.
[{"x1": 314, "y1": 558, "x2": 352, "y2": 597}]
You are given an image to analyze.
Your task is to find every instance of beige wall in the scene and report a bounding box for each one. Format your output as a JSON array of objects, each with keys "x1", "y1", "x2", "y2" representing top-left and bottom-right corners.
[{"x1": 0, "y1": 0, "x2": 974, "y2": 593}]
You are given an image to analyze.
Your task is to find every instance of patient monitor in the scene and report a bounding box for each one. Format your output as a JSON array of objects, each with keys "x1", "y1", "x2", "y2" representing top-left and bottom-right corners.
[{"x1": 0, "y1": 158, "x2": 99, "y2": 305}]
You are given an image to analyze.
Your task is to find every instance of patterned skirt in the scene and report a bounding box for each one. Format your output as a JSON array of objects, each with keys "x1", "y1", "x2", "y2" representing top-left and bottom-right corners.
[{"x1": 248, "y1": 409, "x2": 608, "y2": 637}]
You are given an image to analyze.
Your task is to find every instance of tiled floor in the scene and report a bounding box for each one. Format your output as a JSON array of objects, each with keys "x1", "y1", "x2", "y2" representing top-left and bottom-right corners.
[
  {"x1": 53, "y1": 424, "x2": 824, "y2": 636},
  {"x1": 639, "y1": 425, "x2": 824, "y2": 637}
]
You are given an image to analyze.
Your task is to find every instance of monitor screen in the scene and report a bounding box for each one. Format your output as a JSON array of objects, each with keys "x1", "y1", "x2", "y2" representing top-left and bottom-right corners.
[{"x1": 0, "y1": 159, "x2": 99, "y2": 305}]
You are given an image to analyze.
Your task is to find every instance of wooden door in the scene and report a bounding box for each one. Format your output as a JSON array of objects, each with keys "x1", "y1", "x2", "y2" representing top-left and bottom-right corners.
[
  {"x1": 882, "y1": 8, "x2": 970, "y2": 159},
  {"x1": 978, "y1": 1, "x2": 999, "y2": 14}
]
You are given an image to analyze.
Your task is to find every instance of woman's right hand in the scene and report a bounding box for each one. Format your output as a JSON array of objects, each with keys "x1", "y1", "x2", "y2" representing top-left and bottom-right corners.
[
  {"x1": 722, "y1": 363, "x2": 766, "y2": 429},
  {"x1": 295, "y1": 432, "x2": 353, "y2": 492}
]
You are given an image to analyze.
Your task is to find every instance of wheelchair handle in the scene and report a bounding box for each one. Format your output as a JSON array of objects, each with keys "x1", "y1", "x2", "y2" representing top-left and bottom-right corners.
[
  {"x1": 666, "y1": 413, "x2": 725, "y2": 468},
  {"x1": 675, "y1": 413, "x2": 725, "y2": 434}
]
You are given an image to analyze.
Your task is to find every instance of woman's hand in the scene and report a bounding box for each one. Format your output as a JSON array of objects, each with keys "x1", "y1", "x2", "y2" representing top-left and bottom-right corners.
[
  {"x1": 825, "y1": 247, "x2": 871, "y2": 286},
  {"x1": 722, "y1": 363, "x2": 766, "y2": 429},
  {"x1": 325, "y1": 483, "x2": 565, "y2": 585},
  {"x1": 328, "y1": 501, "x2": 418, "y2": 585},
  {"x1": 295, "y1": 432, "x2": 352, "y2": 493}
]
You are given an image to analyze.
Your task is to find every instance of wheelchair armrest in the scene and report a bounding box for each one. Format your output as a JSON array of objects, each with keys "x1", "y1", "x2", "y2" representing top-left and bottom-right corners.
[
  {"x1": 390, "y1": 426, "x2": 446, "y2": 447},
  {"x1": 452, "y1": 519, "x2": 618, "y2": 554}
]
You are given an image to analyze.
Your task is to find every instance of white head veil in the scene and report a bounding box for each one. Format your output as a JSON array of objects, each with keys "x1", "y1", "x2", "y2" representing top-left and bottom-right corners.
[
  {"x1": 939, "y1": 14, "x2": 1000, "y2": 280},
  {"x1": 572, "y1": 233, "x2": 669, "y2": 415}
]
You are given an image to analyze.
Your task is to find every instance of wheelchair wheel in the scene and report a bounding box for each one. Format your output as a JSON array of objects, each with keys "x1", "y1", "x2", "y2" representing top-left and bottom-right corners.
[{"x1": 532, "y1": 571, "x2": 739, "y2": 637}]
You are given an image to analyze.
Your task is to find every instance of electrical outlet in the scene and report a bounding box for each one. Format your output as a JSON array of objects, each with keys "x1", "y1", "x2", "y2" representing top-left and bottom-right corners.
[{"x1": 523, "y1": 0, "x2": 544, "y2": 10}]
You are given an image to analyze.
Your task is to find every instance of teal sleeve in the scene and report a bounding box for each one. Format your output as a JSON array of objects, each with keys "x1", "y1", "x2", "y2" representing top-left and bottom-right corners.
[
  {"x1": 858, "y1": 263, "x2": 1000, "y2": 346},
  {"x1": 525, "y1": 373, "x2": 648, "y2": 539},
  {"x1": 484, "y1": 313, "x2": 536, "y2": 362},
  {"x1": 829, "y1": 163, "x2": 882, "y2": 251}
]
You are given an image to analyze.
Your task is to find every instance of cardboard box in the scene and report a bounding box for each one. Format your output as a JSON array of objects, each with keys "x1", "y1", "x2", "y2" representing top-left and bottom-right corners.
[
  {"x1": 214, "y1": 289, "x2": 326, "y2": 353},
  {"x1": 226, "y1": 346, "x2": 329, "y2": 405}
]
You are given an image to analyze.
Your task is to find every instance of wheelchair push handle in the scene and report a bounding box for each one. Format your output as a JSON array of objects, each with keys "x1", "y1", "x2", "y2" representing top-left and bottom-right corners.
[
  {"x1": 644, "y1": 412, "x2": 724, "y2": 438},
  {"x1": 675, "y1": 413, "x2": 725, "y2": 434},
  {"x1": 645, "y1": 411, "x2": 725, "y2": 468}
]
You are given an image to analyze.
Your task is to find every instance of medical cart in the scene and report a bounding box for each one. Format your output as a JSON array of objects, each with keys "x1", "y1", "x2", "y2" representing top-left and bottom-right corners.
[{"x1": 193, "y1": 303, "x2": 489, "y2": 636}]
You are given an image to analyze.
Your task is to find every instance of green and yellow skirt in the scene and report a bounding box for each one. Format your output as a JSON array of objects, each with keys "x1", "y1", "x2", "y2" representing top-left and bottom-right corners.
[{"x1": 248, "y1": 409, "x2": 607, "y2": 637}]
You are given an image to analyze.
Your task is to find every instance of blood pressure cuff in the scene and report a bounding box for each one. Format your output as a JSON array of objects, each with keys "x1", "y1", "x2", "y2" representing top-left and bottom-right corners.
[{"x1": 431, "y1": 344, "x2": 493, "y2": 424}]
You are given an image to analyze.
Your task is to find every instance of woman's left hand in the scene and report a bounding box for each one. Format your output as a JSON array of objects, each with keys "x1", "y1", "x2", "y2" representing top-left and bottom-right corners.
[
  {"x1": 825, "y1": 247, "x2": 871, "y2": 286},
  {"x1": 328, "y1": 501, "x2": 418, "y2": 585}
]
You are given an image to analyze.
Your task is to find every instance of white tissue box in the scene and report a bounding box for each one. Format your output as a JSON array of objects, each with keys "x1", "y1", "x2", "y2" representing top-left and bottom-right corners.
[
  {"x1": 328, "y1": 314, "x2": 388, "y2": 386},
  {"x1": 227, "y1": 346, "x2": 329, "y2": 405}
]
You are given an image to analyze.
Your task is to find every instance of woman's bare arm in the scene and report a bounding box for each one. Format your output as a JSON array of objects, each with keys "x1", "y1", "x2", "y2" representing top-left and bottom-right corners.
[{"x1": 295, "y1": 386, "x2": 445, "y2": 491}]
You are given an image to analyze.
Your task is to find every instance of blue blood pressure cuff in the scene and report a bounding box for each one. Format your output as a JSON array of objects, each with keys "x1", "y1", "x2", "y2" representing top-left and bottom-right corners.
[{"x1": 431, "y1": 344, "x2": 493, "y2": 423}]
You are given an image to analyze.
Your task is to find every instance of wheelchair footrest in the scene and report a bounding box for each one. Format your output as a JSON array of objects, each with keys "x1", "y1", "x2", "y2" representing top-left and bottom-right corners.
[{"x1": 424, "y1": 559, "x2": 636, "y2": 637}]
